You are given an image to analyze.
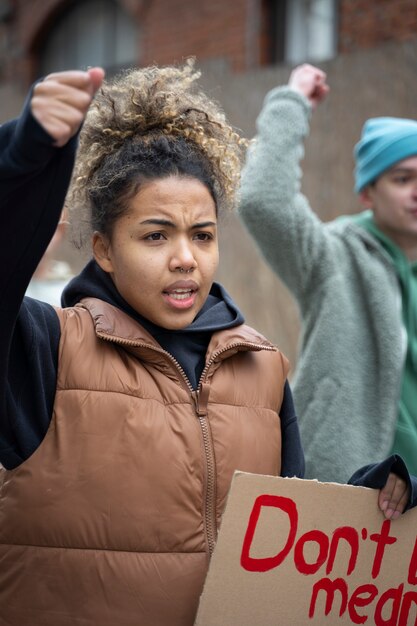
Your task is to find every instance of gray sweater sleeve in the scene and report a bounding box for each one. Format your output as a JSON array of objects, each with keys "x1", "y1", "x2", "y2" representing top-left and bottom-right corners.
[{"x1": 239, "y1": 87, "x2": 339, "y2": 301}]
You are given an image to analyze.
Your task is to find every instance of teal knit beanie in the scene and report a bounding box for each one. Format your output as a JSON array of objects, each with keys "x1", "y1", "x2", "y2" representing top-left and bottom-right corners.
[{"x1": 354, "y1": 116, "x2": 417, "y2": 193}]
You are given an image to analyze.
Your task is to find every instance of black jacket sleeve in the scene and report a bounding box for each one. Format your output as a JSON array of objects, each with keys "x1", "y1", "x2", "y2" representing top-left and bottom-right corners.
[
  {"x1": 280, "y1": 380, "x2": 305, "y2": 478},
  {"x1": 348, "y1": 454, "x2": 417, "y2": 512},
  {"x1": 0, "y1": 87, "x2": 79, "y2": 469}
]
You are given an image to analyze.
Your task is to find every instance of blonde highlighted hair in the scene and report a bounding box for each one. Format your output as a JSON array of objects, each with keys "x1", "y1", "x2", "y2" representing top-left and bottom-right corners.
[{"x1": 67, "y1": 59, "x2": 246, "y2": 246}]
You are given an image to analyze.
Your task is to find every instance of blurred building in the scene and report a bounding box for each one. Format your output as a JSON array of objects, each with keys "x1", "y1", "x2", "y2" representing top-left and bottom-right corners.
[
  {"x1": 1, "y1": 1, "x2": 416, "y2": 91},
  {"x1": 1, "y1": 0, "x2": 417, "y2": 367}
]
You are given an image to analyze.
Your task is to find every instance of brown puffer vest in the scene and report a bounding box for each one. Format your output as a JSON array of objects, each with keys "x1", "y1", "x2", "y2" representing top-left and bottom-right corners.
[{"x1": 0, "y1": 298, "x2": 288, "y2": 626}]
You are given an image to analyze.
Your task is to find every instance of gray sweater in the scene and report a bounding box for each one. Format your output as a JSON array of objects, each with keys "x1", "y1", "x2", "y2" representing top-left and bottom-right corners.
[{"x1": 239, "y1": 87, "x2": 406, "y2": 483}]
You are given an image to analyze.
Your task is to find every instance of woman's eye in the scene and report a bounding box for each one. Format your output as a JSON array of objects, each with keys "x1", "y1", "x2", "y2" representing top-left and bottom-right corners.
[
  {"x1": 194, "y1": 232, "x2": 213, "y2": 241},
  {"x1": 145, "y1": 232, "x2": 165, "y2": 241}
]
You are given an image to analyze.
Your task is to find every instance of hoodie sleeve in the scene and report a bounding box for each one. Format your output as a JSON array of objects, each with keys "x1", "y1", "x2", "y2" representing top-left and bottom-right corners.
[
  {"x1": 0, "y1": 86, "x2": 78, "y2": 469},
  {"x1": 348, "y1": 455, "x2": 417, "y2": 512},
  {"x1": 238, "y1": 87, "x2": 344, "y2": 302},
  {"x1": 280, "y1": 380, "x2": 305, "y2": 478}
]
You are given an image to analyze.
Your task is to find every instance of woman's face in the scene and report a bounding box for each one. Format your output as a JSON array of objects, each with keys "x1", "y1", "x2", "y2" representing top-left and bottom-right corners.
[{"x1": 93, "y1": 175, "x2": 219, "y2": 329}]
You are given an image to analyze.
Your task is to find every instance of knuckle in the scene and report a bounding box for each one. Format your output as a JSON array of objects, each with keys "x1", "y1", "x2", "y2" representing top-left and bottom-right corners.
[{"x1": 80, "y1": 90, "x2": 93, "y2": 107}]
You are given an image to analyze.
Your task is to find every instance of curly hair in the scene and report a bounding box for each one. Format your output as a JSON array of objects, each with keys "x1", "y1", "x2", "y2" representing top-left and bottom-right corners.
[{"x1": 67, "y1": 59, "x2": 247, "y2": 247}]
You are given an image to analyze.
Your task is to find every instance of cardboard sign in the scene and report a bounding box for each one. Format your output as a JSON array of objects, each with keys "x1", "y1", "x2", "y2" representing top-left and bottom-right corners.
[{"x1": 195, "y1": 472, "x2": 417, "y2": 625}]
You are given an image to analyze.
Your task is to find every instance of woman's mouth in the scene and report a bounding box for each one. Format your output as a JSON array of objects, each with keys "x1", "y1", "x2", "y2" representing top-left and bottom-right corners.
[
  {"x1": 169, "y1": 288, "x2": 194, "y2": 300},
  {"x1": 162, "y1": 281, "x2": 199, "y2": 310}
]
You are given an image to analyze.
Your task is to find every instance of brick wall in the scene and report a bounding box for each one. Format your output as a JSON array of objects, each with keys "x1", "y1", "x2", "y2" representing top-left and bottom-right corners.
[
  {"x1": 0, "y1": 0, "x2": 255, "y2": 89},
  {"x1": 339, "y1": 0, "x2": 417, "y2": 53},
  {"x1": 139, "y1": 0, "x2": 250, "y2": 72}
]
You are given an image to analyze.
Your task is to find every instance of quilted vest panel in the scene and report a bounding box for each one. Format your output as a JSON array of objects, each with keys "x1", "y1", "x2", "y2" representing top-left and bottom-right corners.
[{"x1": 0, "y1": 299, "x2": 287, "y2": 625}]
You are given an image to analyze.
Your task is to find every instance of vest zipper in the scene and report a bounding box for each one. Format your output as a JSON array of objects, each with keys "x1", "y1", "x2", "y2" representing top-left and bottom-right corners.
[
  {"x1": 97, "y1": 333, "x2": 275, "y2": 556},
  {"x1": 194, "y1": 342, "x2": 276, "y2": 555},
  {"x1": 192, "y1": 382, "x2": 216, "y2": 555}
]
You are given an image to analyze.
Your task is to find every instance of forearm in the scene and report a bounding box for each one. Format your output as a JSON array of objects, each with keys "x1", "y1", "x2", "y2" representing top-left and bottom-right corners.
[
  {"x1": 239, "y1": 87, "x2": 333, "y2": 296},
  {"x1": 0, "y1": 93, "x2": 78, "y2": 310},
  {"x1": 240, "y1": 87, "x2": 311, "y2": 217}
]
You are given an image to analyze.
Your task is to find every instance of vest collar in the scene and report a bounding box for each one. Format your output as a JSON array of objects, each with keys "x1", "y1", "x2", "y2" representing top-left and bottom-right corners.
[{"x1": 79, "y1": 297, "x2": 276, "y2": 361}]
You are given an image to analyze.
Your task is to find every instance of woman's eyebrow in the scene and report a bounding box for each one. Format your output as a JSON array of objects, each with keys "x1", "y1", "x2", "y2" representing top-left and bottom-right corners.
[
  {"x1": 191, "y1": 221, "x2": 217, "y2": 229},
  {"x1": 139, "y1": 218, "x2": 175, "y2": 227},
  {"x1": 139, "y1": 219, "x2": 217, "y2": 228}
]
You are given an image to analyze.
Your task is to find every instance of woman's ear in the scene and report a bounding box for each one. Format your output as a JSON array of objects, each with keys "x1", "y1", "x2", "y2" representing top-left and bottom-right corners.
[
  {"x1": 359, "y1": 187, "x2": 374, "y2": 209},
  {"x1": 92, "y1": 231, "x2": 114, "y2": 273}
]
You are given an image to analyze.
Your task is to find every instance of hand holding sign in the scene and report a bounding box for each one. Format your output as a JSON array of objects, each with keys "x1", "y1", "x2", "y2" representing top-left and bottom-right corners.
[{"x1": 379, "y1": 473, "x2": 410, "y2": 520}]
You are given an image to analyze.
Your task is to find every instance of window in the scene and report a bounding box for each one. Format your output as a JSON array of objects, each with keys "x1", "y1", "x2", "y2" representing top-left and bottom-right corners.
[
  {"x1": 285, "y1": 0, "x2": 337, "y2": 64},
  {"x1": 38, "y1": 0, "x2": 138, "y2": 77},
  {"x1": 261, "y1": 0, "x2": 337, "y2": 66}
]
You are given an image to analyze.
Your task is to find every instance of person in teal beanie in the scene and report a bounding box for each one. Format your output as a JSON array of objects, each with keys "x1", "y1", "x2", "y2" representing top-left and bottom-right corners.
[
  {"x1": 354, "y1": 116, "x2": 417, "y2": 479},
  {"x1": 239, "y1": 63, "x2": 417, "y2": 484}
]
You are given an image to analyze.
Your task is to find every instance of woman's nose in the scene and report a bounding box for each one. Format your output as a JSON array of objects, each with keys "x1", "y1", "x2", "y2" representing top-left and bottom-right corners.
[{"x1": 170, "y1": 240, "x2": 197, "y2": 272}]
